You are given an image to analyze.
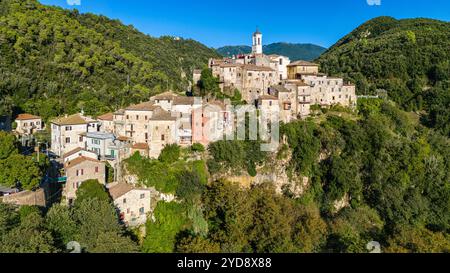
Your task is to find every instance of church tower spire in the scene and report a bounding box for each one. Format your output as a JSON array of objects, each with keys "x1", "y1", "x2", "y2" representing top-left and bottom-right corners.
[{"x1": 252, "y1": 27, "x2": 263, "y2": 54}]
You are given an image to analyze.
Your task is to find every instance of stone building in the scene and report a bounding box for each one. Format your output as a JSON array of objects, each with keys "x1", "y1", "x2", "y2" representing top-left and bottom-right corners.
[
  {"x1": 0, "y1": 189, "x2": 46, "y2": 207},
  {"x1": 206, "y1": 29, "x2": 288, "y2": 104},
  {"x1": 287, "y1": 60, "x2": 320, "y2": 79},
  {"x1": 108, "y1": 182, "x2": 153, "y2": 227},
  {"x1": 148, "y1": 109, "x2": 178, "y2": 158},
  {"x1": 97, "y1": 112, "x2": 114, "y2": 133},
  {"x1": 63, "y1": 156, "x2": 106, "y2": 205}
]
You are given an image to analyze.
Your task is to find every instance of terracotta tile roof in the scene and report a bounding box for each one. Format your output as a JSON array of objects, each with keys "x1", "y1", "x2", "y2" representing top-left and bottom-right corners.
[
  {"x1": 287, "y1": 60, "x2": 319, "y2": 67},
  {"x1": 117, "y1": 136, "x2": 131, "y2": 142},
  {"x1": 108, "y1": 183, "x2": 134, "y2": 200},
  {"x1": 173, "y1": 96, "x2": 195, "y2": 106},
  {"x1": 220, "y1": 63, "x2": 242, "y2": 68},
  {"x1": 63, "y1": 147, "x2": 84, "y2": 159},
  {"x1": 16, "y1": 113, "x2": 41, "y2": 121},
  {"x1": 259, "y1": 95, "x2": 279, "y2": 101},
  {"x1": 152, "y1": 91, "x2": 178, "y2": 101},
  {"x1": 202, "y1": 100, "x2": 227, "y2": 111},
  {"x1": 149, "y1": 110, "x2": 177, "y2": 121},
  {"x1": 242, "y1": 64, "x2": 275, "y2": 72},
  {"x1": 270, "y1": 85, "x2": 290, "y2": 93},
  {"x1": 287, "y1": 80, "x2": 311, "y2": 87},
  {"x1": 52, "y1": 114, "x2": 88, "y2": 126},
  {"x1": 132, "y1": 143, "x2": 149, "y2": 150},
  {"x1": 64, "y1": 156, "x2": 102, "y2": 169},
  {"x1": 126, "y1": 102, "x2": 158, "y2": 111},
  {"x1": 97, "y1": 112, "x2": 113, "y2": 121}
]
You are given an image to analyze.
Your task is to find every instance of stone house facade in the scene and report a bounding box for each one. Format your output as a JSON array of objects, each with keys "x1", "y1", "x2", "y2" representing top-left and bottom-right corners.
[
  {"x1": 63, "y1": 156, "x2": 106, "y2": 205},
  {"x1": 108, "y1": 182, "x2": 152, "y2": 227}
]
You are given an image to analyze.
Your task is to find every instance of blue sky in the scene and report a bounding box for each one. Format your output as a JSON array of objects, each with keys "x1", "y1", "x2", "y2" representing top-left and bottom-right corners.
[{"x1": 39, "y1": 0, "x2": 450, "y2": 48}]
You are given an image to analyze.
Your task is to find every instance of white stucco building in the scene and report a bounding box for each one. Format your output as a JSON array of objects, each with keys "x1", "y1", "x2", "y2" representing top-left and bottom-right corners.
[
  {"x1": 14, "y1": 114, "x2": 43, "y2": 135},
  {"x1": 51, "y1": 114, "x2": 100, "y2": 157}
]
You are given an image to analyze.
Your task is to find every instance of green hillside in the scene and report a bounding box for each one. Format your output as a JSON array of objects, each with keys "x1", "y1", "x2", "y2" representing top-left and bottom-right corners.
[
  {"x1": 216, "y1": 45, "x2": 252, "y2": 57},
  {"x1": 217, "y1": 43, "x2": 326, "y2": 61},
  {"x1": 0, "y1": 0, "x2": 219, "y2": 119},
  {"x1": 317, "y1": 16, "x2": 450, "y2": 135}
]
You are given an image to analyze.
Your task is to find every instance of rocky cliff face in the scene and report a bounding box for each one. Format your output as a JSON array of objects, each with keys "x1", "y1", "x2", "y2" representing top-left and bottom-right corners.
[{"x1": 214, "y1": 142, "x2": 310, "y2": 198}]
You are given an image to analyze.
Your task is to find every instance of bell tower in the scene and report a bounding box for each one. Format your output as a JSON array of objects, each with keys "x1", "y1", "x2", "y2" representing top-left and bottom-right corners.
[{"x1": 252, "y1": 28, "x2": 263, "y2": 54}]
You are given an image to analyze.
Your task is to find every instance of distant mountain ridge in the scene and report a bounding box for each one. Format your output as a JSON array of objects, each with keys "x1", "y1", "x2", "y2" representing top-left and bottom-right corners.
[{"x1": 217, "y1": 43, "x2": 327, "y2": 61}]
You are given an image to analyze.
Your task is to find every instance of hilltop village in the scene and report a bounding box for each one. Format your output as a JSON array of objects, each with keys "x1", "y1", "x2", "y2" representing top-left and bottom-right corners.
[
  {"x1": 194, "y1": 29, "x2": 357, "y2": 122},
  {"x1": 1, "y1": 30, "x2": 357, "y2": 227}
]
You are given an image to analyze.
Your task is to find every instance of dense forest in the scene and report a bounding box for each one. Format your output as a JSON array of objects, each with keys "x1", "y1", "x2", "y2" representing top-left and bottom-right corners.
[
  {"x1": 217, "y1": 42, "x2": 327, "y2": 61},
  {"x1": 317, "y1": 17, "x2": 450, "y2": 136},
  {"x1": 0, "y1": 0, "x2": 219, "y2": 119}
]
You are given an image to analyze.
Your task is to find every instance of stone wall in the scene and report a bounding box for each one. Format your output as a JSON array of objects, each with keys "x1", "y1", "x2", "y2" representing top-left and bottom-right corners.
[{"x1": 0, "y1": 189, "x2": 46, "y2": 207}]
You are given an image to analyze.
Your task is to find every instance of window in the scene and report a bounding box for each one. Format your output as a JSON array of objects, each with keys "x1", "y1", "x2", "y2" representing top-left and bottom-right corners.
[
  {"x1": 279, "y1": 59, "x2": 283, "y2": 65},
  {"x1": 145, "y1": 116, "x2": 148, "y2": 120},
  {"x1": 140, "y1": 193, "x2": 145, "y2": 199},
  {"x1": 81, "y1": 169, "x2": 84, "y2": 175},
  {"x1": 126, "y1": 115, "x2": 129, "y2": 120},
  {"x1": 95, "y1": 166, "x2": 99, "y2": 173},
  {"x1": 139, "y1": 207, "x2": 145, "y2": 215},
  {"x1": 123, "y1": 198, "x2": 127, "y2": 204},
  {"x1": 136, "y1": 115, "x2": 139, "y2": 120},
  {"x1": 36, "y1": 121, "x2": 40, "y2": 125},
  {"x1": 161, "y1": 135, "x2": 165, "y2": 141},
  {"x1": 127, "y1": 208, "x2": 130, "y2": 214},
  {"x1": 76, "y1": 170, "x2": 79, "y2": 176},
  {"x1": 79, "y1": 136, "x2": 83, "y2": 142},
  {"x1": 65, "y1": 137, "x2": 71, "y2": 144},
  {"x1": 145, "y1": 133, "x2": 148, "y2": 140}
]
